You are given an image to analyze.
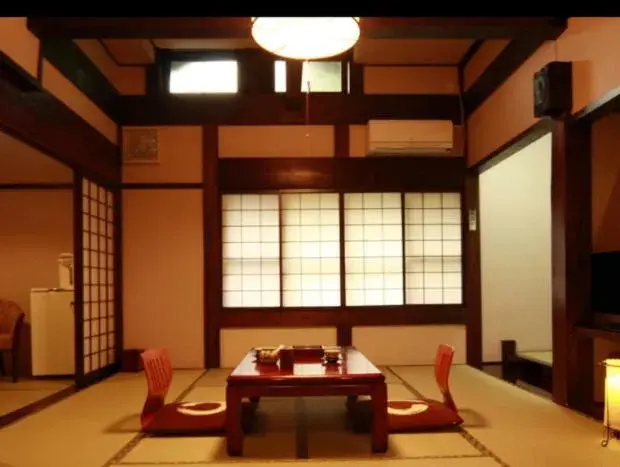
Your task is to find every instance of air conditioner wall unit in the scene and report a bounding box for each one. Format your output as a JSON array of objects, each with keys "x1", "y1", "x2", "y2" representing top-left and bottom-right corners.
[{"x1": 367, "y1": 120, "x2": 454, "y2": 155}]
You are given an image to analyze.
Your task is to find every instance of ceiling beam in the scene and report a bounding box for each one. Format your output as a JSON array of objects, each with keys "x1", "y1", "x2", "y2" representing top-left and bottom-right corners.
[
  {"x1": 27, "y1": 17, "x2": 567, "y2": 41},
  {"x1": 458, "y1": 39, "x2": 484, "y2": 70},
  {"x1": 27, "y1": 18, "x2": 251, "y2": 39},
  {"x1": 0, "y1": 56, "x2": 119, "y2": 182},
  {"x1": 117, "y1": 94, "x2": 463, "y2": 126},
  {"x1": 463, "y1": 39, "x2": 546, "y2": 117},
  {"x1": 360, "y1": 17, "x2": 567, "y2": 40},
  {"x1": 42, "y1": 39, "x2": 119, "y2": 121}
]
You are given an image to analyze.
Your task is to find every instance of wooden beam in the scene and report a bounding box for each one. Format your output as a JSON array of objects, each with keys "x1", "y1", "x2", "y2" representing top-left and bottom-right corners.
[
  {"x1": 0, "y1": 52, "x2": 39, "y2": 92},
  {"x1": 27, "y1": 17, "x2": 567, "y2": 41},
  {"x1": 574, "y1": 85, "x2": 620, "y2": 124},
  {"x1": 0, "y1": 74, "x2": 119, "y2": 183},
  {"x1": 219, "y1": 305, "x2": 465, "y2": 328},
  {"x1": 113, "y1": 187, "x2": 124, "y2": 367},
  {"x1": 218, "y1": 157, "x2": 466, "y2": 193},
  {"x1": 238, "y1": 49, "x2": 275, "y2": 94},
  {"x1": 464, "y1": 39, "x2": 545, "y2": 117},
  {"x1": 28, "y1": 17, "x2": 252, "y2": 39},
  {"x1": 360, "y1": 17, "x2": 567, "y2": 40},
  {"x1": 41, "y1": 38, "x2": 119, "y2": 121},
  {"x1": 0, "y1": 182, "x2": 73, "y2": 190},
  {"x1": 73, "y1": 173, "x2": 86, "y2": 384},
  {"x1": 336, "y1": 325, "x2": 353, "y2": 347},
  {"x1": 334, "y1": 124, "x2": 349, "y2": 159},
  {"x1": 550, "y1": 117, "x2": 594, "y2": 411},
  {"x1": 472, "y1": 118, "x2": 553, "y2": 173},
  {"x1": 118, "y1": 94, "x2": 462, "y2": 126},
  {"x1": 458, "y1": 39, "x2": 483, "y2": 70},
  {"x1": 121, "y1": 182, "x2": 204, "y2": 190},
  {"x1": 461, "y1": 60, "x2": 482, "y2": 367}
]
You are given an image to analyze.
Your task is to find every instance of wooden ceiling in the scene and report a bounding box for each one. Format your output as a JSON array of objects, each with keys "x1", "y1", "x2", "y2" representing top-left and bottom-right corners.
[
  {"x1": 100, "y1": 39, "x2": 155, "y2": 65},
  {"x1": 27, "y1": 17, "x2": 567, "y2": 40},
  {"x1": 96, "y1": 37, "x2": 477, "y2": 66},
  {"x1": 29, "y1": 17, "x2": 568, "y2": 67},
  {"x1": 25, "y1": 17, "x2": 568, "y2": 120}
]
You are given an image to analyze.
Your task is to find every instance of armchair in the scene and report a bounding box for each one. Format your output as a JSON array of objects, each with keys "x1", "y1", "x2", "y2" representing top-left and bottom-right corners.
[{"x1": 0, "y1": 299, "x2": 25, "y2": 383}]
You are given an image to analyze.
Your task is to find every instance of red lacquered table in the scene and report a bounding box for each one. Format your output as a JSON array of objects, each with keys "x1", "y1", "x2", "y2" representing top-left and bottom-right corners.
[{"x1": 226, "y1": 346, "x2": 388, "y2": 456}]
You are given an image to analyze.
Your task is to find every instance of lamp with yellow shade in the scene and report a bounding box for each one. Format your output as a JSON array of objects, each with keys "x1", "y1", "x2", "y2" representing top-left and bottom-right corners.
[{"x1": 602, "y1": 357, "x2": 620, "y2": 447}]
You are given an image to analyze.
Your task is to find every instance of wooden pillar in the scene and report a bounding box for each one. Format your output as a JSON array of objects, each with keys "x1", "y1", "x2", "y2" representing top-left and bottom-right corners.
[
  {"x1": 464, "y1": 171, "x2": 482, "y2": 367},
  {"x1": 238, "y1": 49, "x2": 274, "y2": 94},
  {"x1": 460, "y1": 64, "x2": 482, "y2": 368},
  {"x1": 203, "y1": 124, "x2": 221, "y2": 368},
  {"x1": 334, "y1": 123, "x2": 351, "y2": 346},
  {"x1": 551, "y1": 116, "x2": 594, "y2": 410},
  {"x1": 286, "y1": 60, "x2": 302, "y2": 96}
]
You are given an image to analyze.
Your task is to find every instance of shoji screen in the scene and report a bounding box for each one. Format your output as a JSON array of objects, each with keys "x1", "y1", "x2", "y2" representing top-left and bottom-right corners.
[
  {"x1": 281, "y1": 192, "x2": 341, "y2": 307},
  {"x1": 404, "y1": 192, "x2": 462, "y2": 304},
  {"x1": 76, "y1": 176, "x2": 119, "y2": 385},
  {"x1": 222, "y1": 194, "x2": 280, "y2": 308},
  {"x1": 344, "y1": 193, "x2": 403, "y2": 306}
]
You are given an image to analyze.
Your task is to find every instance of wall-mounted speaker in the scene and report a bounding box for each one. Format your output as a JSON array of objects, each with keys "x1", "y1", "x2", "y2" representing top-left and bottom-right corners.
[{"x1": 533, "y1": 61, "x2": 573, "y2": 118}]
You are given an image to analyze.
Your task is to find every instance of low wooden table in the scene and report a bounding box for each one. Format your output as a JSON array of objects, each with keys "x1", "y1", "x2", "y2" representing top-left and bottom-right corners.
[{"x1": 226, "y1": 346, "x2": 388, "y2": 456}]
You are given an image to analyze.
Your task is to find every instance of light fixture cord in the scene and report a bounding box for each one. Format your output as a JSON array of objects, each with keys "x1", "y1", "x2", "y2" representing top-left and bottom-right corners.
[{"x1": 304, "y1": 60, "x2": 311, "y2": 155}]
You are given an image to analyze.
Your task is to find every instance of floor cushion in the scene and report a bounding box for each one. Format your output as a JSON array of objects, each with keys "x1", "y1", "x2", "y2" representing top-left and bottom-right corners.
[{"x1": 350, "y1": 398, "x2": 463, "y2": 433}]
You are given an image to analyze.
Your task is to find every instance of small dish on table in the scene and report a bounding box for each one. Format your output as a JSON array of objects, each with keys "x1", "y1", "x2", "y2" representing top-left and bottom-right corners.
[
  {"x1": 322, "y1": 345, "x2": 342, "y2": 364},
  {"x1": 253, "y1": 346, "x2": 282, "y2": 365}
]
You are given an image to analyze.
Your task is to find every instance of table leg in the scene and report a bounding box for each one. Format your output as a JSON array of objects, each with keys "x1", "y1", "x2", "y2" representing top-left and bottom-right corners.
[
  {"x1": 370, "y1": 382, "x2": 388, "y2": 453},
  {"x1": 226, "y1": 385, "x2": 243, "y2": 456},
  {"x1": 346, "y1": 394, "x2": 358, "y2": 412}
]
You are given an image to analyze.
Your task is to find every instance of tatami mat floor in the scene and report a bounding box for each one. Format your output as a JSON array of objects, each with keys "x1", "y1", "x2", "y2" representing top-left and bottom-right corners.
[
  {"x1": 0, "y1": 377, "x2": 73, "y2": 417},
  {"x1": 0, "y1": 365, "x2": 617, "y2": 467}
]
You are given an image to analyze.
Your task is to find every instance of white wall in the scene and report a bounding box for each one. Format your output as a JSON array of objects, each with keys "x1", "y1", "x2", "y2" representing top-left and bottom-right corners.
[
  {"x1": 479, "y1": 133, "x2": 552, "y2": 362},
  {"x1": 122, "y1": 189, "x2": 204, "y2": 368},
  {"x1": 353, "y1": 325, "x2": 466, "y2": 365}
]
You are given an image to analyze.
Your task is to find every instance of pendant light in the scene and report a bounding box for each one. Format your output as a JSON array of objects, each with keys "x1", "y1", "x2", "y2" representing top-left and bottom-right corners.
[{"x1": 250, "y1": 17, "x2": 361, "y2": 61}]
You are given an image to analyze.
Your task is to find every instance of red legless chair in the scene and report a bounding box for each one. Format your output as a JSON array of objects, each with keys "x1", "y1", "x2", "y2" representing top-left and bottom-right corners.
[
  {"x1": 140, "y1": 348, "x2": 254, "y2": 435},
  {"x1": 350, "y1": 344, "x2": 463, "y2": 433}
]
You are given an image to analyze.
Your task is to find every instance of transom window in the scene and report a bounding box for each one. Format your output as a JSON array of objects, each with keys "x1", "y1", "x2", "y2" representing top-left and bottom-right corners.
[
  {"x1": 169, "y1": 60, "x2": 238, "y2": 94},
  {"x1": 274, "y1": 60, "x2": 343, "y2": 93},
  {"x1": 222, "y1": 192, "x2": 463, "y2": 309}
]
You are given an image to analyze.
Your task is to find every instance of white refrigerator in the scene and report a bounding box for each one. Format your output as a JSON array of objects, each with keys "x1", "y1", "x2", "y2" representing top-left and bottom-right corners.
[{"x1": 30, "y1": 288, "x2": 75, "y2": 376}]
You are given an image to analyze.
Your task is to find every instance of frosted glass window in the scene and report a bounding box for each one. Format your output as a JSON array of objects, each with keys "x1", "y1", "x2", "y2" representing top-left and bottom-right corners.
[
  {"x1": 169, "y1": 60, "x2": 238, "y2": 94},
  {"x1": 344, "y1": 193, "x2": 403, "y2": 306},
  {"x1": 302, "y1": 61, "x2": 342, "y2": 93},
  {"x1": 274, "y1": 61, "x2": 342, "y2": 93},
  {"x1": 222, "y1": 194, "x2": 281, "y2": 307},
  {"x1": 404, "y1": 192, "x2": 463, "y2": 305},
  {"x1": 274, "y1": 60, "x2": 286, "y2": 93},
  {"x1": 282, "y1": 193, "x2": 340, "y2": 307}
]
